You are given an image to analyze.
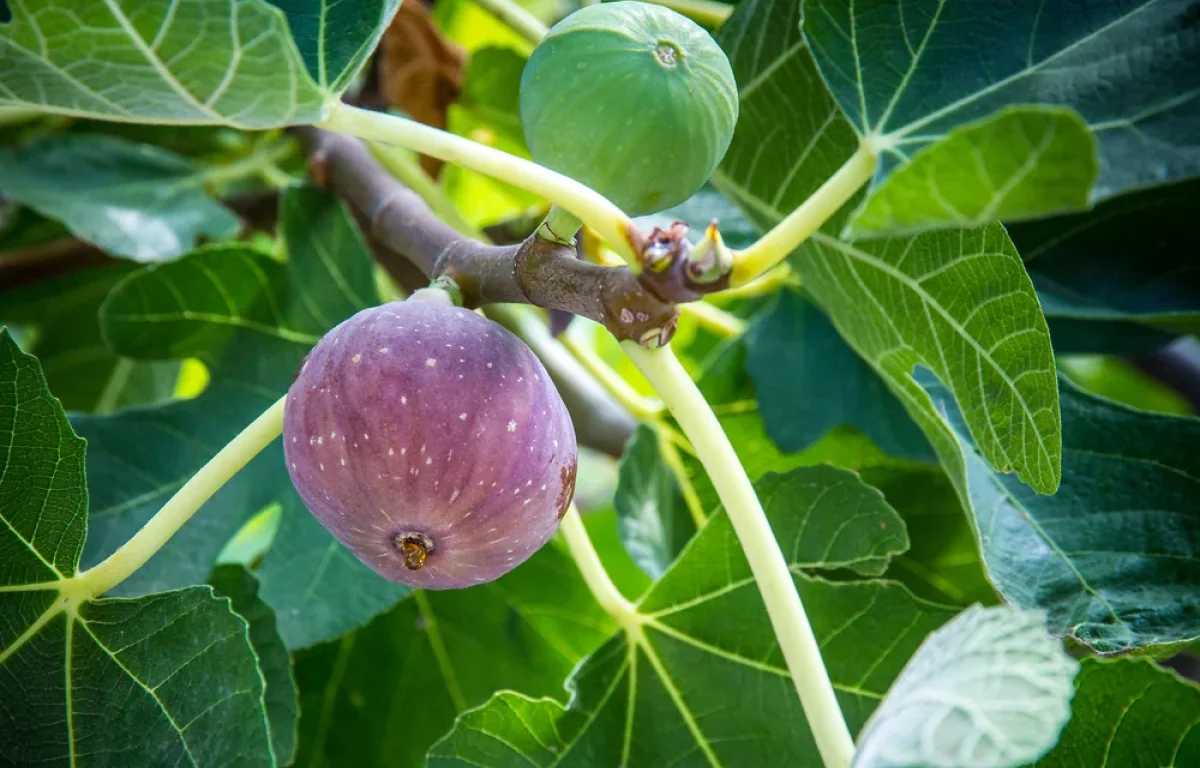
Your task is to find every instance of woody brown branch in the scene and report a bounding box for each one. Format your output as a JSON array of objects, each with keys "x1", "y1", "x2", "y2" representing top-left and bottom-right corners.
[{"x1": 295, "y1": 126, "x2": 680, "y2": 345}]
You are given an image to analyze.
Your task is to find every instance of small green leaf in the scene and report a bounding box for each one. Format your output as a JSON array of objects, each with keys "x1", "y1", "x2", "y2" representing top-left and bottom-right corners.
[
  {"x1": 292, "y1": 539, "x2": 614, "y2": 767},
  {"x1": 0, "y1": 330, "x2": 275, "y2": 766},
  {"x1": 803, "y1": 0, "x2": 1200, "y2": 208},
  {"x1": 925, "y1": 374, "x2": 1200, "y2": 654},
  {"x1": 0, "y1": 135, "x2": 240, "y2": 262},
  {"x1": 1035, "y1": 658, "x2": 1200, "y2": 767},
  {"x1": 613, "y1": 425, "x2": 697, "y2": 579},
  {"x1": 209, "y1": 564, "x2": 299, "y2": 764},
  {"x1": 742, "y1": 466, "x2": 910, "y2": 577},
  {"x1": 745, "y1": 290, "x2": 933, "y2": 462},
  {"x1": 0, "y1": 265, "x2": 179, "y2": 413},
  {"x1": 846, "y1": 108, "x2": 1097, "y2": 238},
  {"x1": 100, "y1": 245, "x2": 313, "y2": 360},
  {"x1": 431, "y1": 466, "x2": 952, "y2": 766},
  {"x1": 854, "y1": 606, "x2": 1078, "y2": 768},
  {"x1": 0, "y1": 0, "x2": 329, "y2": 127},
  {"x1": 459, "y1": 45, "x2": 525, "y2": 134}
]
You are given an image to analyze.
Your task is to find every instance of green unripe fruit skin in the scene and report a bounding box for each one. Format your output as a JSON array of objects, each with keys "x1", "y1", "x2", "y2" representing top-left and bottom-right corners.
[{"x1": 520, "y1": 1, "x2": 738, "y2": 216}]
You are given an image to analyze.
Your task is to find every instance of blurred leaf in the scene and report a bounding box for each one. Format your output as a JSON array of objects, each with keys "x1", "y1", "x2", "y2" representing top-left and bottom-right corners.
[
  {"x1": 459, "y1": 46, "x2": 524, "y2": 134},
  {"x1": 430, "y1": 466, "x2": 953, "y2": 766},
  {"x1": 441, "y1": 43, "x2": 543, "y2": 227},
  {"x1": 433, "y1": 0, "x2": 534, "y2": 54},
  {"x1": 925, "y1": 373, "x2": 1200, "y2": 654},
  {"x1": 74, "y1": 186, "x2": 406, "y2": 648},
  {"x1": 614, "y1": 425, "x2": 696, "y2": 579},
  {"x1": 804, "y1": 0, "x2": 1200, "y2": 219},
  {"x1": 292, "y1": 539, "x2": 614, "y2": 767},
  {"x1": 1012, "y1": 177, "x2": 1200, "y2": 339},
  {"x1": 745, "y1": 290, "x2": 933, "y2": 462},
  {"x1": 0, "y1": 135, "x2": 240, "y2": 262},
  {"x1": 209, "y1": 564, "x2": 299, "y2": 765},
  {"x1": 855, "y1": 606, "x2": 1077, "y2": 768},
  {"x1": 1035, "y1": 658, "x2": 1200, "y2": 767},
  {"x1": 716, "y1": 0, "x2": 1062, "y2": 495},
  {"x1": 636, "y1": 185, "x2": 761, "y2": 252},
  {"x1": 217, "y1": 503, "x2": 283, "y2": 567},
  {"x1": 1041, "y1": 312, "x2": 1177, "y2": 356},
  {"x1": 844, "y1": 107, "x2": 1097, "y2": 239},
  {"x1": 0, "y1": 265, "x2": 179, "y2": 413},
  {"x1": 0, "y1": 331, "x2": 275, "y2": 766},
  {"x1": 1059, "y1": 355, "x2": 1192, "y2": 416},
  {"x1": 0, "y1": 204, "x2": 71, "y2": 252}
]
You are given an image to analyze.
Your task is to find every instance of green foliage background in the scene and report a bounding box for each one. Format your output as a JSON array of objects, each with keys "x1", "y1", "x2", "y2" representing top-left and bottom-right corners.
[{"x1": 1, "y1": 0, "x2": 1199, "y2": 766}]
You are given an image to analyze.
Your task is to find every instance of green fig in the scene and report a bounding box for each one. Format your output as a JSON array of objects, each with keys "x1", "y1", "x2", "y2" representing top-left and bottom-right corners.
[{"x1": 520, "y1": 1, "x2": 738, "y2": 216}]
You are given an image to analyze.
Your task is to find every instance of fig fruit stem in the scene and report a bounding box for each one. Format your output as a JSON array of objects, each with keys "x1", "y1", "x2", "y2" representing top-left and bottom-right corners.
[
  {"x1": 622, "y1": 341, "x2": 856, "y2": 768},
  {"x1": 680, "y1": 301, "x2": 747, "y2": 338},
  {"x1": 559, "y1": 330, "x2": 665, "y2": 421},
  {"x1": 317, "y1": 104, "x2": 641, "y2": 266},
  {"x1": 470, "y1": 0, "x2": 548, "y2": 45},
  {"x1": 730, "y1": 144, "x2": 877, "y2": 288},
  {"x1": 75, "y1": 396, "x2": 287, "y2": 598},
  {"x1": 536, "y1": 205, "x2": 582, "y2": 245},
  {"x1": 560, "y1": 506, "x2": 641, "y2": 631}
]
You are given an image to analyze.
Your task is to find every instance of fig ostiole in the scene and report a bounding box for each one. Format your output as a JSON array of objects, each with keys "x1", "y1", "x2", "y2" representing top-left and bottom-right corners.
[
  {"x1": 519, "y1": 1, "x2": 738, "y2": 217},
  {"x1": 283, "y1": 291, "x2": 578, "y2": 589}
]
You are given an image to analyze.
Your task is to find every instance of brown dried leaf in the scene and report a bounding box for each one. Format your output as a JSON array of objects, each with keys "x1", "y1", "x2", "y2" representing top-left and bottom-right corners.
[{"x1": 378, "y1": 0, "x2": 466, "y2": 173}]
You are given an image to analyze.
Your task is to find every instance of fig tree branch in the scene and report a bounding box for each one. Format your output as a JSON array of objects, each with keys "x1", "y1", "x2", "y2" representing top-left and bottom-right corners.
[{"x1": 297, "y1": 125, "x2": 680, "y2": 344}]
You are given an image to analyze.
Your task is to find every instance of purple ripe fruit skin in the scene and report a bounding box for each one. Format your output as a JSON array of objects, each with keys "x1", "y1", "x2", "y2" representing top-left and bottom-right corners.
[{"x1": 283, "y1": 294, "x2": 578, "y2": 589}]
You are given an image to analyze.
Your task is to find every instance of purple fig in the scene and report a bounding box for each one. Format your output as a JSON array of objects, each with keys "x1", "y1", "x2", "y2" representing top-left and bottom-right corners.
[{"x1": 283, "y1": 290, "x2": 578, "y2": 589}]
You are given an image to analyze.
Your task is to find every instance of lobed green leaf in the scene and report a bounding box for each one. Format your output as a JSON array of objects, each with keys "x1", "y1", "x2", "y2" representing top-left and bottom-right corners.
[{"x1": 0, "y1": 330, "x2": 276, "y2": 766}]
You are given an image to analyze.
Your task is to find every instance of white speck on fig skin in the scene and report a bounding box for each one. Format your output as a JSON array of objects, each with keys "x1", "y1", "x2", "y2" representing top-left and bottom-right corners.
[{"x1": 283, "y1": 300, "x2": 577, "y2": 589}]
